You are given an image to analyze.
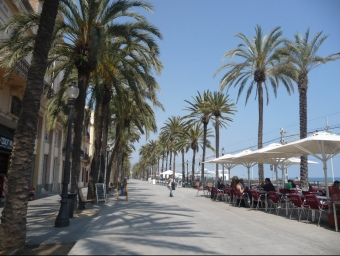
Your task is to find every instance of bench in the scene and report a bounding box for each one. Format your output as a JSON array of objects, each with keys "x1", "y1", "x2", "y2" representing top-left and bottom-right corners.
[{"x1": 78, "y1": 189, "x2": 95, "y2": 210}]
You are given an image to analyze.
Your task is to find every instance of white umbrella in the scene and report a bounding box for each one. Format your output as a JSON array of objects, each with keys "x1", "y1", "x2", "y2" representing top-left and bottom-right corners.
[
  {"x1": 278, "y1": 157, "x2": 318, "y2": 188},
  {"x1": 233, "y1": 144, "x2": 285, "y2": 190},
  {"x1": 234, "y1": 144, "x2": 319, "y2": 190},
  {"x1": 159, "y1": 170, "x2": 173, "y2": 176},
  {"x1": 264, "y1": 132, "x2": 340, "y2": 199},
  {"x1": 206, "y1": 149, "x2": 256, "y2": 188},
  {"x1": 205, "y1": 153, "x2": 238, "y2": 182}
]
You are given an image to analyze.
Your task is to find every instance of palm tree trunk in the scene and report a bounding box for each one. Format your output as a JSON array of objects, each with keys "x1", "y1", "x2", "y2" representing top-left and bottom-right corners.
[
  {"x1": 257, "y1": 82, "x2": 264, "y2": 184},
  {"x1": 215, "y1": 119, "x2": 220, "y2": 184},
  {"x1": 192, "y1": 150, "x2": 196, "y2": 186},
  {"x1": 71, "y1": 70, "x2": 89, "y2": 195},
  {"x1": 201, "y1": 122, "x2": 208, "y2": 185},
  {"x1": 299, "y1": 88, "x2": 308, "y2": 190},
  {"x1": 181, "y1": 149, "x2": 185, "y2": 183},
  {"x1": 87, "y1": 102, "x2": 104, "y2": 199},
  {"x1": 0, "y1": 0, "x2": 60, "y2": 251}
]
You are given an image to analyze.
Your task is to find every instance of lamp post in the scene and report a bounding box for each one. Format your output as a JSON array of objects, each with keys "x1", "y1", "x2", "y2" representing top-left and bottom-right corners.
[
  {"x1": 105, "y1": 145, "x2": 112, "y2": 194},
  {"x1": 55, "y1": 81, "x2": 79, "y2": 228},
  {"x1": 222, "y1": 147, "x2": 225, "y2": 185},
  {"x1": 186, "y1": 160, "x2": 189, "y2": 186}
]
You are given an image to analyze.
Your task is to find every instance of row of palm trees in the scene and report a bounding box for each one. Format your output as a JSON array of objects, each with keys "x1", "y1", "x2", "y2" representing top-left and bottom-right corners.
[
  {"x1": 134, "y1": 90, "x2": 237, "y2": 185},
  {"x1": 0, "y1": 1, "x2": 338, "y2": 252},
  {"x1": 215, "y1": 25, "x2": 338, "y2": 191},
  {"x1": 134, "y1": 25, "x2": 339, "y2": 193},
  {"x1": 0, "y1": 0, "x2": 165, "y2": 252}
]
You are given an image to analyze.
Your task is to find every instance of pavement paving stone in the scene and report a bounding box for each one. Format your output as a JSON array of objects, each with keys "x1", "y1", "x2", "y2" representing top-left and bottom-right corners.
[{"x1": 1, "y1": 180, "x2": 340, "y2": 255}]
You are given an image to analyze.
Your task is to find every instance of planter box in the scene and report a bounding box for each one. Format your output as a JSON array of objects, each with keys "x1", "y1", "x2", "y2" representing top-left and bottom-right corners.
[{"x1": 328, "y1": 213, "x2": 340, "y2": 228}]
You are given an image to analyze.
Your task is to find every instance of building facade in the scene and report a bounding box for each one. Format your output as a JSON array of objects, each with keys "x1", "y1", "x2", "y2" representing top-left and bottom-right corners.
[{"x1": 0, "y1": 0, "x2": 92, "y2": 197}]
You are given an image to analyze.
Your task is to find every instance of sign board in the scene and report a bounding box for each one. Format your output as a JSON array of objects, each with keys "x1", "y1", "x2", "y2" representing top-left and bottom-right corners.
[{"x1": 95, "y1": 183, "x2": 106, "y2": 202}]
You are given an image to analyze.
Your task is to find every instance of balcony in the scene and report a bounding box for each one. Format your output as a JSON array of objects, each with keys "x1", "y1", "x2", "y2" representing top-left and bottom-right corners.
[{"x1": 14, "y1": 59, "x2": 54, "y2": 99}]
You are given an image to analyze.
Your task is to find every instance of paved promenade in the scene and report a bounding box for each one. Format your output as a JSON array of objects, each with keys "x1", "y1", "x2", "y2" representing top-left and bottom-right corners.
[{"x1": 2, "y1": 179, "x2": 340, "y2": 255}]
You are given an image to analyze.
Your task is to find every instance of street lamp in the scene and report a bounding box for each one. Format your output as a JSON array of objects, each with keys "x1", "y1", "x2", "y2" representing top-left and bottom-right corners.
[
  {"x1": 55, "y1": 81, "x2": 79, "y2": 228},
  {"x1": 222, "y1": 147, "x2": 225, "y2": 184},
  {"x1": 105, "y1": 145, "x2": 112, "y2": 194},
  {"x1": 186, "y1": 160, "x2": 189, "y2": 186}
]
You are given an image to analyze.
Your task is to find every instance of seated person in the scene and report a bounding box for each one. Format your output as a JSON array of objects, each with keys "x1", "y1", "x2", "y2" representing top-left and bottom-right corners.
[
  {"x1": 330, "y1": 180, "x2": 340, "y2": 200},
  {"x1": 289, "y1": 179, "x2": 297, "y2": 188},
  {"x1": 285, "y1": 181, "x2": 292, "y2": 189},
  {"x1": 262, "y1": 178, "x2": 276, "y2": 192},
  {"x1": 308, "y1": 182, "x2": 318, "y2": 192},
  {"x1": 236, "y1": 178, "x2": 245, "y2": 193},
  {"x1": 217, "y1": 178, "x2": 224, "y2": 189},
  {"x1": 236, "y1": 178, "x2": 251, "y2": 206}
]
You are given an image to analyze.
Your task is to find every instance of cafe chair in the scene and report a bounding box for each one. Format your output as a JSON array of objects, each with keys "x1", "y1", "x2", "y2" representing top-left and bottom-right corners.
[
  {"x1": 289, "y1": 193, "x2": 309, "y2": 222},
  {"x1": 233, "y1": 189, "x2": 248, "y2": 207},
  {"x1": 250, "y1": 189, "x2": 265, "y2": 210},
  {"x1": 212, "y1": 187, "x2": 225, "y2": 201},
  {"x1": 224, "y1": 187, "x2": 232, "y2": 204},
  {"x1": 304, "y1": 194, "x2": 329, "y2": 227},
  {"x1": 268, "y1": 191, "x2": 285, "y2": 215},
  {"x1": 205, "y1": 185, "x2": 211, "y2": 198}
]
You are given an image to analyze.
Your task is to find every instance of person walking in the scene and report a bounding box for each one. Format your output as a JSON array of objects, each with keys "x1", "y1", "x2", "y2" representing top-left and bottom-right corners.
[{"x1": 167, "y1": 175, "x2": 174, "y2": 197}]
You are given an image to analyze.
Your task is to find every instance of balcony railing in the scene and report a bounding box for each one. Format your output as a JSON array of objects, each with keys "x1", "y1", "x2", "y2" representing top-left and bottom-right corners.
[{"x1": 14, "y1": 59, "x2": 54, "y2": 99}]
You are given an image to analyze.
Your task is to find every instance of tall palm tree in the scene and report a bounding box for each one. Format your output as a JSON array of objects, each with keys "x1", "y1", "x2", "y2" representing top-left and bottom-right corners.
[
  {"x1": 160, "y1": 116, "x2": 186, "y2": 177},
  {"x1": 183, "y1": 122, "x2": 214, "y2": 185},
  {"x1": 0, "y1": 0, "x2": 162, "y2": 199},
  {"x1": 0, "y1": 0, "x2": 60, "y2": 251},
  {"x1": 279, "y1": 29, "x2": 337, "y2": 190},
  {"x1": 107, "y1": 88, "x2": 160, "y2": 190},
  {"x1": 214, "y1": 25, "x2": 294, "y2": 184},
  {"x1": 184, "y1": 91, "x2": 215, "y2": 185},
  {"x1": 50, "y1": 0, "x2": 162, "y2": 195},
  {"x1": 207, "y1": 91, "x2": 237, "y2": 183}
]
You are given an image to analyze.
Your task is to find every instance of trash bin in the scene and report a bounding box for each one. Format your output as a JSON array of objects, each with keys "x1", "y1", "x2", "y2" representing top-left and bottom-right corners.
[{"x1": 68, "y1": 193, "x2": 77, "y2": 218}]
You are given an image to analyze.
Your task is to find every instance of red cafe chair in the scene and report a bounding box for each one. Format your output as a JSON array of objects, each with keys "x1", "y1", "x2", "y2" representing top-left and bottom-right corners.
[
  {"x1": 268, "y1": 191, "x2": 285, "y2": 215},
  {"x1": 250, "y1": 189, "x2": 266, "y2": 210},
  {"x1": 233, "y1": 189, "x2": 248, "y2": 207},
  {"x1": 212, "y1": 187, "x2": 225, "y2": 201},
  {"x1": 224, "y1": 187, "x2": 232, "y2": 204},
  {"x1": 304, "y1": 194, "x2": 328, "y2": 227},
  {"x1": 289, "y1": 193, "x2": 309, "y2": 222}
]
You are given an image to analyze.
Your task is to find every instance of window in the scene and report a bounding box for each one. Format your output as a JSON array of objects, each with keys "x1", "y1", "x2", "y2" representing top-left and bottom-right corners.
[
  {"x1": 10, "y1": 96, "x2": 21, "y2": 117},
  {"x1": 45, "y1": 132, "x2": 49, "y2": 143}
]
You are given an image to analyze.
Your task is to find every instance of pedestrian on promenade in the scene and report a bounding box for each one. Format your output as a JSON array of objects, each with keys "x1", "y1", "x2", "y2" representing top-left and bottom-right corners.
[{"x1": 167, "y1": 175, "x2": 174, "y2": 197}]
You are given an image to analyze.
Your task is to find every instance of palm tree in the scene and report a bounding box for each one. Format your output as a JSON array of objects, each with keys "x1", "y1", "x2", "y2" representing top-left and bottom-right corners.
[
  {"x1": 107, "y1": 88, "x2": 160, "y2": 190},
  {"x1": 214, "y1": 25, "x2": 294, "y2": 184},
  {"x1": 50, "y1": 0, "x2": 162, "y2": 195},
  {"x1": 183, "y1": 122, "x2": 214, "y2": 186},
  {"x1": 208, "y1": 91, "x2": 236, "y2": 182},
  {"x1": 279, "y1": 29, "x2": 337, "y2": 190},
  {"x1": 160, "y1": 116, "x2": 186, "y2": 177},
  {"x1": 0, "y1": 0, "x2": 60, "y2": 251},
  {"x1": 0, "y1": 0, "x2": 162, "y2": 199},
  {"x1": 184, "y1": 91, "x2": 215, "y2": 185}
]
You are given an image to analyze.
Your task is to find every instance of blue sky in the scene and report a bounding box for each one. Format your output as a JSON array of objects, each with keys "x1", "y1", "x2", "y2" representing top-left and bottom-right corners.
[{"x1": 132, "y1": 0, "x2": 340, "y2": 180}]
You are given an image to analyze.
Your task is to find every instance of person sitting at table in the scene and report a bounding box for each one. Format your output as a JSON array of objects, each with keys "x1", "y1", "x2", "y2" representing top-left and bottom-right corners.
[
  {"x1": 308, "y1": 182, "x2": 318, "y2": 192},
  {"x1": 262, "y1": 178, "x2": 276, "y2": 192},
  {"x1": 236, "y1": 178, "x2": 251, "y2": 207},
  {"x1": 289, "y1": 179, "x2": 297, "y2": 188},
  {"x1": 330, "y1": 180, "x2": 340, "y2": 200},
  {"x1": 217, "y1": 177, "x2": 224, "y2": 189}
]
